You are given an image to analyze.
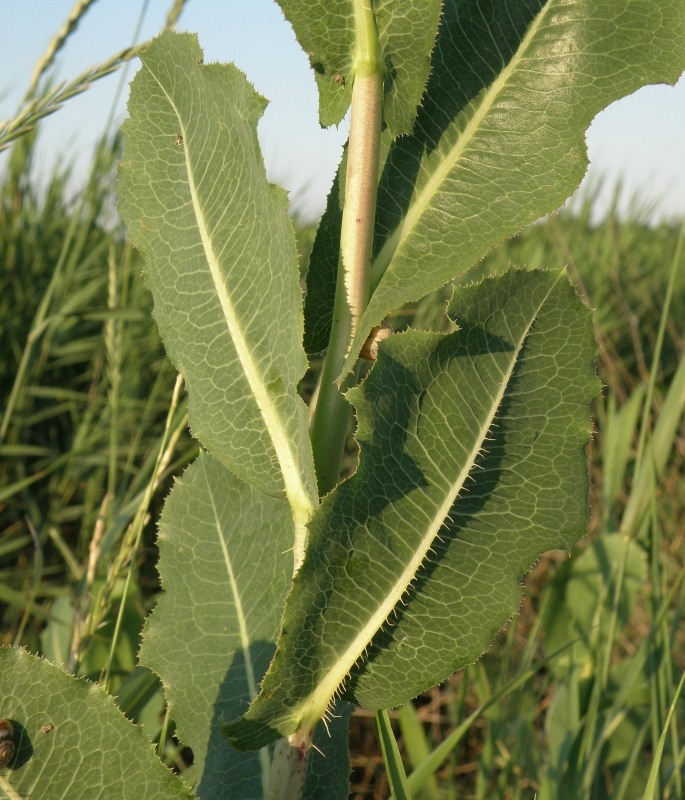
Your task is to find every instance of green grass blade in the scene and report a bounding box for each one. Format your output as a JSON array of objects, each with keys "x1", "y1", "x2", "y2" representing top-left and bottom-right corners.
[
  {"x1": 579, "y1": 573, "x2": 685, "y2": 793},
  {"x1": 400, "y1": 656, "x2": 559, "y2": 798},
  {"x1": 601, "y1": 386, "x2": 646, "y2": 523},
  {"x1": 376, "y1": 710, "x2": 412, "y2": 800},
  {"x1": 642, "y1": 669, "x2": 685, "y2": 800},
  {"x1": 613, "y1": 719, "x2": 650, "y2": 800},
  {"x1": 396, "y1": 704, "x2": 439, "y2": 800},
  {"x1": 621, "y1": 225, "x2": 685, "y2": 537}
]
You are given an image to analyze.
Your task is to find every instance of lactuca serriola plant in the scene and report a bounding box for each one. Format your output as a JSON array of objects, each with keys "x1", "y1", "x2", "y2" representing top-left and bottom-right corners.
[{"x1": 1, "y1": 2, "x2": 683, "y2": 799}]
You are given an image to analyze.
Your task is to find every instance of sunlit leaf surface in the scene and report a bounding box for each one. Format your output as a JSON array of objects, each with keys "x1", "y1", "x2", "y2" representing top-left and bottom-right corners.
[
  {"x1": 226, "y1": 269, "x2": 599, "y2": 749},
  {"x1": 0, "y1": 648, "x2": 194, "y2": 800},
  {"x1": 119, "y1": 33, "x2": 316, "y2": 509}
]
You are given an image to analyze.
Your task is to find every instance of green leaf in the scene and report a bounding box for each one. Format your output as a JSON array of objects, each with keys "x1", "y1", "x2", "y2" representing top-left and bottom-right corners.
[
  {"x1": 395, "y1": 704, "x2": 440, "y2": 800},
  {"x1": 0, "y1": 648, "x2": 193, "y2": 799},
  {"x1": 308, "y1": 0, "x2": 685, "y2": 377},
  {"x1": 118, "y1": 32, "x2": 317, "y2": 514},
  {"x1": 303, "y1": 149, "x2": 345, "y2": 356},
  {"x1": 224, "y1": 268, "x2": 599, "y2": 750},
  {"x1": 140, "y1": 452, "x2": 291, "y2": 797},
  {"x1": 276, "y1": 0, "x2": 442, "y2": 134},
  {"x1": 303, "y1": 702, "x2": 353, "y2": 800},
  {"x1": 140, "y1": 452, "x2": 350, "y2": 798},
  {"x1": 375, "y1": 1, "x2": 443, "y2": 136}
]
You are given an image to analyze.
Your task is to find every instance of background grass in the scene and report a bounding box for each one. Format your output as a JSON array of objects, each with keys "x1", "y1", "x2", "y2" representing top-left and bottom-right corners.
[{"x1": 1, "y1": 6, "x2": 684, "y2": 798}]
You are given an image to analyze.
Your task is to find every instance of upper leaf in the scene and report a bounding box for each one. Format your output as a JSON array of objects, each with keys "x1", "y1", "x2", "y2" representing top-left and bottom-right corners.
[
  {"x1": 375, "y1": 0, "x2": 443, "y2": 136},
  {"x1": 303, "y1": 0, "x2": 685, "y2": 374},
  {"x1": 118, "y1": 32, "x2": 317, "y2": 510},
  {"x1": 0, "y1": 648, "x2": 194, "y2": 799},
  {"x1": 224, "y1": 269, "x2": 599, "y2": 750},
  {"x1": 275, "y1": 0, "x2": 442, "y2": 134},
  {"x1": 139, "y1": 452, "x2": 351, "y2": 799}
]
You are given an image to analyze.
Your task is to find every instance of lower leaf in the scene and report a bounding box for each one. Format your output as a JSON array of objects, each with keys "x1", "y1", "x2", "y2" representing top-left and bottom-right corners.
[
  {"x1": 0, "y1": 648, "x2": 194, "y2": 799},
  {"x1": 140, "y1": 451, "x2": 350, "y2": 797}
]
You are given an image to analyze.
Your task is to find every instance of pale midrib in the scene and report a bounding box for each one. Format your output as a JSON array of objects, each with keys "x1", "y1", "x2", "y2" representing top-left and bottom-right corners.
[
  {"x1": 369, "y1": 2, "x2": 552, "y2": 290},
  {"x1": 295, "y1": 278, "x2": 559, "y2": 725},
  {"x1": 0, "y1": 773, "x2": 23, "y2": 800},
  {"x1": 206, "y1": 467, "x2": 271, "y2": 792},
  {"x1": 148, "y1": 73, "x2": 315, "y2": 543}
]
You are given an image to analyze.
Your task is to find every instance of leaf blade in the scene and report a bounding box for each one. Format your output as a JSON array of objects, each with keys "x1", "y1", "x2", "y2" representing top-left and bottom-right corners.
[
  {"x1": 140, "y1": 453, "x2": 291, "y2": 797},
  {"x1": 118, "y1": 32, "x2": 316, "y2": 514},
  {"x1": 275, "y1": 0, "x2": 442, "y2": 134},
  {"x1": 376, "y1": 710, "x2": 411, "y2": 800},
  {"x1": 332, "y1": 0, "x2": 685, "y2": 378},
  {"x1": 375, "y1": 0, "x2": 443, "y2": 136},
  {"x1": 225, "y1": 269, "x2": 599, "y2": 749},
  {"x1": 0, "y1": 648, "x2": 194, "y2": 800},
  {"x1": 140, "y1": 452, "x2": 351, "y2": 798}
]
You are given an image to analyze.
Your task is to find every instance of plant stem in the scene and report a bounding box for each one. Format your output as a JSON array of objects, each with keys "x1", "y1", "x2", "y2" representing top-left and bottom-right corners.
[
  {"x1": 342, "y1": 4, "x2": 384, "y2": 340},
  {"x1": 265, "y1": 727, "x2": 314, "y2": 800},
  {"x1": 310, "y1": 0, "x2": 384, "y2": 495},
  {"x1": 268, "y1": 6, "x2": 385, "y2": 798}
]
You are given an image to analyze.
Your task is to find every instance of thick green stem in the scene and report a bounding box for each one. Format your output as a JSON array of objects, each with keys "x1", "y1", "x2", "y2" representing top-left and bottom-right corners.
[{"x1": 310, "y1": 0, "x2": 384, "y2": 496}]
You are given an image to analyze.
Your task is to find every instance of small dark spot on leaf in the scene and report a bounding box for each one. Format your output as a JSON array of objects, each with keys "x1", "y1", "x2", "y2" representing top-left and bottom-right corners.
[
  {"x1": 333, "y1": 74, "x2": 346, "y2": 87},
  {"x1": 308, "y1": 55, "x2": 325, "y2": 75},
  {"x1": 40, "y1": 724, "x2": 53, "y2": 734},
  {"x1": 175, "y1": 133, "x2": 183, "y2": 146}
]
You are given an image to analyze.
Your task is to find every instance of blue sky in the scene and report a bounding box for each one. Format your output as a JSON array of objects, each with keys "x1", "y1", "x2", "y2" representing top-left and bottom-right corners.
[{"x1": 2, "y1": 0, "x2": 684, "y2": 221}]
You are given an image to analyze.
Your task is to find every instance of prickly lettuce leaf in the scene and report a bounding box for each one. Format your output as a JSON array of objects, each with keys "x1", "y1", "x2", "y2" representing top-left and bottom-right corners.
[
  {"x1": 375, "y1": 0, "x2": 443, "y2": 136},
  {"x1": 224, "y1": 269, "x2": 599, "y2": 750},
  {"x1": 119, "y1": 32, "x2": 316, "y2": 506},
  {"x1": 140, "y1": 453, "x2": 292, "y2": 798},
  {"x1": 303, "y1": 148, "x2": 345, "y2": 356},
  {"x1": 275, "y1": 0, "x2": 442, "y2": 133},
  {"x1": 140, "y1": 452, "x2": 350, "y2": 798},
  {"x1": 302, "y1": 0, "x2": 685, "y2": 367},
  {"x1": 0, "y1": 648, "x2": 194, "y2": 800}
]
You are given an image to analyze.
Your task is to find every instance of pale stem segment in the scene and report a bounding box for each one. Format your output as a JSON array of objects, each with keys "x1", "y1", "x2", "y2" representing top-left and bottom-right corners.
[
  {"x1": 342, "y1": 13, "x2": 384, "y2": 340},
  {"x1": 266, "y1": 728, "x2": 315, "y2": 800},
  {"x1": 309, "y1": 0, "x2": 384, "y2": 496},
  {"x1": 268, "y1": 4, "x2": 384, "y2": 797}
]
